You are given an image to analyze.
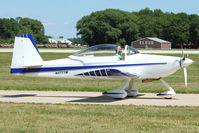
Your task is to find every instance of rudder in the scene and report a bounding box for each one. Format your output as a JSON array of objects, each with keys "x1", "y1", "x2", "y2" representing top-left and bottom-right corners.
[{"x1": 11, "y1": 34, "x2": 43, "y2": 69}]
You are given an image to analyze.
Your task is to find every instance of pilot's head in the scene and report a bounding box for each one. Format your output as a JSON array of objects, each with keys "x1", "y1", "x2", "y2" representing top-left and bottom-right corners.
[{"x1": 116, "y1": 46, "x2": 122, "y2": 54}]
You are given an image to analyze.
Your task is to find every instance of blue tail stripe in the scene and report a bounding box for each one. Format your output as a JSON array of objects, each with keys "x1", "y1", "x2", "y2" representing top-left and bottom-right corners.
[{"x1": 28, "y1": 34, "x2": 40, "y2": 55}]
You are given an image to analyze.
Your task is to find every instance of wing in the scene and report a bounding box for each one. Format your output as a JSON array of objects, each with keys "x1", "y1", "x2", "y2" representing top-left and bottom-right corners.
[{"x1": 76, "y1": 68, "x2": 139, "y2": 79}]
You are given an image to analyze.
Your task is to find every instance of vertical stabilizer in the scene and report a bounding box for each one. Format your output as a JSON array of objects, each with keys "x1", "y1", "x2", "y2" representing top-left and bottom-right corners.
[{"x1": 11, "y1": 34, "x2": 43, "y2": 68}]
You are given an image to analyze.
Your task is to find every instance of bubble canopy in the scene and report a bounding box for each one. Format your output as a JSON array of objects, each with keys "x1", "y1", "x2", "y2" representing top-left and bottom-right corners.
[{"x1": 72, "y1": 44, "x2": 139, "y2": 57}]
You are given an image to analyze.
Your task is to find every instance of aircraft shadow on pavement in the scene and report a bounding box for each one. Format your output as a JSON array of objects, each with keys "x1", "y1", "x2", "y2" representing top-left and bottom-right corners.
[
  {"x1": 68, "y1": 96, "x2": 117, "y2": 103},
  {"x1": 127, "y1": 94, "x2": 167, "y2": 100},
  {"x1": 1, "y1": 93, "x2": 166, "y2": 103},
  {"x1": 2, "y1": 94, "x2": 37, "y2": 98},
  {"x1": 1, "y1": 94, "x2": 116, "y2": 102},
  {"x1": 68, "y1": 94, "x2": 165, "y2": 103},
  {"x1": 67, "y1": 94, "x2": 144, "y2": 103}
]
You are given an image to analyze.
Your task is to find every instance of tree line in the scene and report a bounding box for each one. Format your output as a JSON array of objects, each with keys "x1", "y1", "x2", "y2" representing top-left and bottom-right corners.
[
  {"x1": 76, "y1": 8, "x2": 199, "y2": 48},
  {"x1": 0, "y1": 17, "x2": 49, "y2": 44}
]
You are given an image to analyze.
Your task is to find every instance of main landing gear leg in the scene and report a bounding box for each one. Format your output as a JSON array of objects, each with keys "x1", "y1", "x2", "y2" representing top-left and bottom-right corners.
[
  {"x1": 103, "y1": 79, "x2": 130, "y2": 99},
  {"x1": 126, "y1": 79, "x2": 139, "y2": 97},
  {"x1": 103, "y1": 79, "x2": 139, "y2": 99},
  {"x1": 157, "y1": 78, "x2": 176, "y2": 99}
]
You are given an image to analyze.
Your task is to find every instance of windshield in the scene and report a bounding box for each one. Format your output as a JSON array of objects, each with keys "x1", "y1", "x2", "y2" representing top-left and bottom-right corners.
[
  {"x1": 72, "y1": 44, "x2": 139, "y2": 57},
  {"x1": 73, "y1": 44, "x2": 120, "y2": 56},
  {"x1": 126, "y1": 45, "x2": 139, "y2": 55}
]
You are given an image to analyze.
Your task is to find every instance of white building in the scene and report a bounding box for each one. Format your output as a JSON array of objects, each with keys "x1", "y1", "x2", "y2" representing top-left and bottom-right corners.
[
  {"x1": 48, "y1": 38, "x2": 57, "y2": 44},
  {"x1": 48, "y1": 38, "x2": 72, "y2": 45}
]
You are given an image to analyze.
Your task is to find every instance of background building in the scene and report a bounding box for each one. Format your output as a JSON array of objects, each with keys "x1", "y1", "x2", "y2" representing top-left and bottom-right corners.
[
  {"x1": 48, "y1": 38, "x2": 72, "y2": 46},
  {"x1": 131, "y1": 37, "x2": 171, "y2": 49}
]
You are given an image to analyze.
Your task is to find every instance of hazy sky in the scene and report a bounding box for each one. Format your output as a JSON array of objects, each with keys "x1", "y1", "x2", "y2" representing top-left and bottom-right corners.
[{"x1": 1, "y1": 0, "x2": 199, "y2": 38}]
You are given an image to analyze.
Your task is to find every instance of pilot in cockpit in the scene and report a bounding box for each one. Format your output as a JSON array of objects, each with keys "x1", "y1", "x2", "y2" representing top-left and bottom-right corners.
[{"x1": 115, "y1": 46, "x2": 122, "y2": 60}]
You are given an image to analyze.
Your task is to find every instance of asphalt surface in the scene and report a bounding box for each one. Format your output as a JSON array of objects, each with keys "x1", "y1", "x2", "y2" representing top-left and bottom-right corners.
[
  {"x1": 0, "y1": 90, "x2": 199, "y2": 106},
  {"x1": 1, "y1": 48, "x2": 199, "y2": 54}
]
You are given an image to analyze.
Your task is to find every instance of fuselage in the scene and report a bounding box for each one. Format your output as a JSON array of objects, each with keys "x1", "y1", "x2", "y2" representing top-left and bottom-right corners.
[{"x1": 11, "y1": 53, "x2": 186, "y2": 80}]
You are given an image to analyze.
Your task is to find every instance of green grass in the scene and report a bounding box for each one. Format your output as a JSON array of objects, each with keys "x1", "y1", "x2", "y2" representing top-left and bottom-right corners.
[
  {"x1": 0, "y1": 53, "x2": 199, "y2": 133},
  {"x1": 0, "y1": 52, "x2": 199, "y2": 93},
  {"x1": 0, "y1": 103, "x2": 198, "y2": 133}
]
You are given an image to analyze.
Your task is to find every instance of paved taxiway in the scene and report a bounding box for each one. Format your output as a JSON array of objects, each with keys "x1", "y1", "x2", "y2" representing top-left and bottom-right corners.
[{"x1": 0, "y1": 90, "x2": 199, "y2": 106}]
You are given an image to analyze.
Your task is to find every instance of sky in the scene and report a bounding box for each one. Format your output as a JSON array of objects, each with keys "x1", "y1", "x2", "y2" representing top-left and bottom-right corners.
[{"x1": 0, "y1": 0, "x2": 199, "y2": 38}]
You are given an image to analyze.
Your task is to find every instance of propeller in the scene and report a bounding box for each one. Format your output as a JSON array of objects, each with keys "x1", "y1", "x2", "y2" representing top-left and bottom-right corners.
[
  {"x1": 183, "y1": 67, "x2": 187, "y2": 88},
  {"x1": 181, "y1": 45, "x2": 185, "y2": 60},
  {"x1": 180, "y1": 45, "x2": 188, "y2": 88}
]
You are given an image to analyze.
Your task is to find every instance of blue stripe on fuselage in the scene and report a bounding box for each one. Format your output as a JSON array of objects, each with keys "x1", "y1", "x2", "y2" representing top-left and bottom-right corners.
[{"x1": 10, "y1": 63, "x2": 167, "y2": 74}]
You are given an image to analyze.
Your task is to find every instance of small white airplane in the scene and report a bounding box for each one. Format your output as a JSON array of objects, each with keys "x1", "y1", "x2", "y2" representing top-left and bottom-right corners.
[{"x1": 10, "y1": 34, "x2": 194, "y2": 99}]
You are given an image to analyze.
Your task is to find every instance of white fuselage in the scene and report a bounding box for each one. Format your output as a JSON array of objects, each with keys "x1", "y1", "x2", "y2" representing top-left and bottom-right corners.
[{"x1": 11, "y1": 53, "x2": 182, "y2": 80}]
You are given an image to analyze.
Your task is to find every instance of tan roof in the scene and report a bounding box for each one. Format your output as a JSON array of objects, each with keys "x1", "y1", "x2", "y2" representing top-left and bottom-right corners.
[
  {"x1": 132, "y1": 37, "x2": 170, "y2": 43},
  {"x1": 147, "y1": 37, "x2": 170, "y2": 43}
]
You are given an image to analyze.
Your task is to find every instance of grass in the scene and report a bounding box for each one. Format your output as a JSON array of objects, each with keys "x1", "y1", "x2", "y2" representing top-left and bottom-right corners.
[
  {"x1": 0, "y1": 52, "x2": 199, "y2": 93},
  {"x1": 0, "y1": 53, "x2": 199, "y2": 133},
  {"x1": 0, "y1": 103, "x2": 198, "y2": 133}
]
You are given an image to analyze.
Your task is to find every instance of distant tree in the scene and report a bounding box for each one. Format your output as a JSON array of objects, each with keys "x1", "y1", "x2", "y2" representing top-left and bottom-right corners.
[
  {"x1": 135, "y1": 8, "x2": 156, "y2": 37},
  {"x1": 59, "y1": 36, "x2": 64, "y2": 39},
  {"x1": 164, "y1": 13, "x2": 190, "y2": 47},
  {"x1": 133, "y1": 9, "x2": 192, "y2": 48},
  {"x1": 18, "y1": 18, "x2": 49, "y2": 44},
  {"x1": 77, "y1": 8, "x2": 199, "y2": 48},
  {"x1": 15, "y1": 17, "x2": 22, "y2": 23},
  {"x1": 0, "y1": 17, "x2": 49, "y2": 44},
  {"x1": 46, "y1": 35, "x2": 53, "y2": 38},
  {"x1": 152, "y1": 9, "x2": 165, "y2": 38},
  {"x1": 189, "y1": 14, "x2": 199, "y2": 48},
  {"x1": 76, "y1": 9, "x2": 140, "y2": 47},
  {"x1": 0, "y1": 18, "x2": 20, "y2": 39}
]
